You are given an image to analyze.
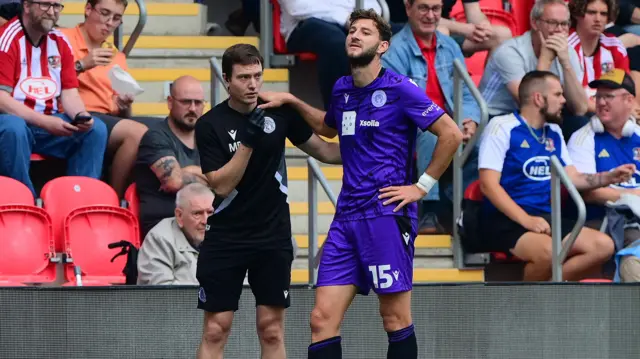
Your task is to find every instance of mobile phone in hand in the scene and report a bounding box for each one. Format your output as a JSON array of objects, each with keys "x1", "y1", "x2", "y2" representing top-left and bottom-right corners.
[{"x1": 71, "y1": 114, "x2": 92, "y2": 126}]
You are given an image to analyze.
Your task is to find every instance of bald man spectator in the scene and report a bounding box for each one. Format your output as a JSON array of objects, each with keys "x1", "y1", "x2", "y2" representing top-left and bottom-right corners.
[
  {"x1": 134, "y1": 76, "x2": 208, "y2": 238},
  {"x1": 137, "y1": 183, "x2": 214, "y2": 285}
]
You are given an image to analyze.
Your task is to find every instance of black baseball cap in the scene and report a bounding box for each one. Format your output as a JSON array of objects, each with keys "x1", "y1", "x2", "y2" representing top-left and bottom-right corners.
[{"x1": 588, "y1": 68, "x2": 636, "y2": 97}]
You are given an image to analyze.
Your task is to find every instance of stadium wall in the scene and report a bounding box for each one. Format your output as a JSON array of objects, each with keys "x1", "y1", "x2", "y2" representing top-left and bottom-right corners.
[{"x1": 1, "y1": 284, "x2": 639, "y2": 359}]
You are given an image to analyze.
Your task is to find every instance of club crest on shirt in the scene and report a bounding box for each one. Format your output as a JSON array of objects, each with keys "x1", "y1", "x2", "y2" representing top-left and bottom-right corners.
[
  {"x1": 633, "y1": 147, "x2": 640, "y2": 161},
  {"x1": 601, "y1": 62, "x2": 614, "y2": 74},
  {"x1": 371, "y1": 90, "x2": 387, "y2": 108},
  {"x1": 545, "y1": 138, "x2": 555, "y2": 152},
  {"x1": 48, "y1": 55, "x2": 61, "y2": 69},
  {"x1": 263, "y1": 116, "x2": 276, "y2": 134},
  {"x1": 344, "y1": 93, "x2": 349, "y2": 104}
]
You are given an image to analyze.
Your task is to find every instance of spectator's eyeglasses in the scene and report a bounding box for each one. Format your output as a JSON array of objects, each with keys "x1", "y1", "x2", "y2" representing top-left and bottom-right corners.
[
  {"x1": 538, "y1": 19, "x2": 571, "y2": 29},
  {"x1": 29, "y1": 1, "x2": 64, "y2": 12},
  {"x1": 595, "y1": 92, "x2": 628, "y2": 102},
  {"x1": 91, "y1": 6, "x2": 123, "y2": 25},
  {"x1": 173, "y1": 98, "x2": 206, "y2": 107},
  {"x1": 415, "y1": 4, "x2": 442, "y2": 15}
]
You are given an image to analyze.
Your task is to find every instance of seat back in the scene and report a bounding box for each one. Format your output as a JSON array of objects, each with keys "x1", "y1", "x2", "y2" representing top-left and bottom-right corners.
[
  {"x1": 450, "y1": 0, "x2": 505, "y2": 19},
  {"x1": 0, "y1": 205, "x2": 56, "y2": 284},
  {"x1": 0, "y1": 176, "x2": 34, "y2": 204},
  {"x1": 508, "y1": 0, "x2": 535, "y2": 36},
  {"x1": 270, "y1": 0, "x2": 317, "y2": 61},
  {"x1": 40, "y1": 176, "x2": 120, "y2": 251},
  {"x1": 124, "y1": 183, "x2": 139, "y2": 218},
  {"x1": 64, "y1": 206, "x2": 139, "y2": 285},
  {"x1": 464, "y1": 180, "x2": 483, "y2": 201}
]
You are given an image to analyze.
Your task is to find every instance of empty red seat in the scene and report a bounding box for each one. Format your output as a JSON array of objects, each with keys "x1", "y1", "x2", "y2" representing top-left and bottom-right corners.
[
  {"x1": 270, "y1": 0, "x2": 317, "y2": 61},
  {"x1": 63, "y1": 206, "x2": 140, "y2": 286},
  {"x1": 0, "y1": 205, "x2": 56, "y2": 284},
  {"x1": 124, "y1": 183, "x2": 139, "y2": 218},
  {"x1": 465, "y1": 51, "x2": 488, "y2": 86},
  {"x1": 0, "y1": 176, "x2": 35, "y2": 204},
  {"x1": 40, "y1": 176, "x2": 120, "y2": 251},
  {"x1": 508, "y1": 0, "x2": 535, "y2": 36},
  {"x1": 450, "y1": 0, "x2": 504, "y2": 19}
]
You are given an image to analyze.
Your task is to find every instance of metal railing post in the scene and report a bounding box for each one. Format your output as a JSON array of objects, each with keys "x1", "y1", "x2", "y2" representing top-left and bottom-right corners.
[
  {"x1": 550, "y1": 155, "x2": 586, "y2": 282},
  {"x1": 209, "y1": 56, "x2": 223, "y2": 105},
  {"x1": 377, "y1": 0, "x2": 390, "y2": 22},
  {"x1": 357, "y1": 0, "x2": 364, "y2": 10},
  {"x1": 451, "y1": 59, "x2": 489, "y2": 269},
  {"x1": 121, "y1": 0, "x2": 148, "y2": 56},
  {"x1": 308, "y1": 162, "x2": 318, "y2": 286},
  {"x1": 260, "y1": 0, "x2": 272, "y2": 68}
]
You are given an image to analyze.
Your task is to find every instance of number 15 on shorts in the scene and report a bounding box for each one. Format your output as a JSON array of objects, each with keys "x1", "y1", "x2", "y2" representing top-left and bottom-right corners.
[{"x1": 369, "y1": 264, "x2": 398, "y2": 289}]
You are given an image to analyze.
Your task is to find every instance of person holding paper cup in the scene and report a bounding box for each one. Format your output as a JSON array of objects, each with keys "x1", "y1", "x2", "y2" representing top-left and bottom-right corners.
[{"x1": 60, "y1": 0, "x2": 158, "y2": 197}]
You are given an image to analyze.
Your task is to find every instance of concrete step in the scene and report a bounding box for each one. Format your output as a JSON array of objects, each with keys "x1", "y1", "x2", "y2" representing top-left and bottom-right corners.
[
  {"x1": 289, "y1": 268, "x2": 484, "y2": 284},
  {"x1": 293, "y1": 234, "x2": 452, "y2": 250},
  {"x1": 120, "y1": 36, "x2": 259, "y2": 58},
  {"x1": 129, "y1": 68, "x2": 289, "y2": 103},
  {"x1": 289, "y1": 201, "x2": 333, "y2": 234},
  {"x1": 59, "y1": 3, "x2": 207, "y2": 36}
]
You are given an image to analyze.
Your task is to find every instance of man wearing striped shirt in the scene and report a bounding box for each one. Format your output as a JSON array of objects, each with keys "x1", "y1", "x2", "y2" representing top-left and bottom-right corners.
[{"x1": 0, "y1": 0, "x2": 107, "y2": 196}]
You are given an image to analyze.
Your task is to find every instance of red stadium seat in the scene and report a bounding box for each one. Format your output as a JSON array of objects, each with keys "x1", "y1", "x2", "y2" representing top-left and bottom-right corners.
[
  {"x1": 0, "y1": 205, "x2": 57, "y2": 284},
  {"x1": 63, "y1": 206, "x2": 140, "y2": 286},
  {"x1": 30, "y1": 154, "x2": 46, "y2": 161},
  {"x1": 508, "y1": 0, "x2": 535, "y2": 36},
  {"x1": 0, "y1": 176, "x2": 35, "y2": 204},
  {"x1": 450, "y1": 0, "x2": 505, "y2": 19},
  {"x1": 464, "y1": 179, "x2": 483, "y2": 201},
  {"x1": 40, "y1": 176, "x2": 120, "y2": 251},
  {"x1": 124, "y1": 183, "x2": 139, "y2": 218},
  {"x1": 465, "y1": 51, "x2": 488, "y2": 86},
  {"x1": 270, "y1": 0, "x2": 317, "y2": 61}
]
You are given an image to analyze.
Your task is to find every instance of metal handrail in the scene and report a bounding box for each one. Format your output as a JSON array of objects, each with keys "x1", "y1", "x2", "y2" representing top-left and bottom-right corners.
[
  {"x1": 307, "y1": 157, "x2": 338, "y2": 285},
  {"x1": 260, "y1": 0, "x2": 273, "y2": 68},
  {"x1": 209, "y1": 56, "x2": 224, "y2": 105},
  {"x1": 451, "y1": 58, "x2": 489, "y2": 269},
  {"x1": 114, "y1": 0, "x2": 148, "y2": 56},
  {"x1": 550, "y1": 155, "x2": 586, "y2": 282}
]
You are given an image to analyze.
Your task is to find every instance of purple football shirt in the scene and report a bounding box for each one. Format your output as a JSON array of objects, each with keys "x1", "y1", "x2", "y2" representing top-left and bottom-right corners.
[{"x1": 325, "y1": 68, "x2": 445, "y2": 221}]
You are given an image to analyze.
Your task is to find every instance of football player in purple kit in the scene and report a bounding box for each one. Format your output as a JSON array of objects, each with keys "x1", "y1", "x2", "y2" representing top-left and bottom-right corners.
[{"x1": 260, "y1": 9, "x2": 463, "y2": 359}]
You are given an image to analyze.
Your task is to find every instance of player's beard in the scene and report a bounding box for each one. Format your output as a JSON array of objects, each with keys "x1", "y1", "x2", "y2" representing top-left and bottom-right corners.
[
  {"x1": 348, "y1": 43, "x2": 378, "y2": 69},
  {"x1": 540, "y1": 98, "x2": 562, "y2": 124}
]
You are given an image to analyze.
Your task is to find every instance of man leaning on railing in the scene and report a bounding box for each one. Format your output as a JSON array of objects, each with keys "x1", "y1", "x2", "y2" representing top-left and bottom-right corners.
[{"x1": 476, "y1": 70, "x2": 633, "y2": 281}]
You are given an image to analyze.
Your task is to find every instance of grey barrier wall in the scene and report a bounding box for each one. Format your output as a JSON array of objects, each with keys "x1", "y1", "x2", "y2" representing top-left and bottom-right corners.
[{"x1": 1, "y1": 284, "x2": 640, "y2": 359}]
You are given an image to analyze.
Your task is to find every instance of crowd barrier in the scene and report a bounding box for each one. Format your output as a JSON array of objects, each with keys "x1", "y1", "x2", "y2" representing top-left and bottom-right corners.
[{"x1": 1, "y1": 283, "x2": 640, "y2": 358}]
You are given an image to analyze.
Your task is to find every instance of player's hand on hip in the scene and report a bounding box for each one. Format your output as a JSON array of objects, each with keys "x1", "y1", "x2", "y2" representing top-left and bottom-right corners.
[
  {"x1": 257, "y1": 91, "x2": 293, "y2": 109},
  {"x1": 42, "y1": 115, "x2": 78, "y2": 136},
  {"x1": 606, "y1": 164, "x2": 636, "y2": 185},
  {"x1": 521, "y1": 215, "x2": 551, "y2": 235},
  {"x1": 241, "y1": 107, "x2": 266, "y2": 148},
  {"x1": 378, "y1": 185, "x2": 426, "y2": 213}
]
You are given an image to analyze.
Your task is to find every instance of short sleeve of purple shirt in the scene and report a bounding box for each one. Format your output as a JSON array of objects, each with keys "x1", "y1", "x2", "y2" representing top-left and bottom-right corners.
[
  {"x1": 399, "y1": 78, "x2": 446, "y2": 131},
  {"x1": 324, "y1": 102, "x2": 336, "y2": 129}
]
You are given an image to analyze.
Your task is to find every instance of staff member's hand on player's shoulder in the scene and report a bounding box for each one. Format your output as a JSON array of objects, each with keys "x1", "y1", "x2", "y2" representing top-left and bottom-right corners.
[
  {"x1": 257, "y1": 91, "x2": 294, "y2": 109},
  {"x1": 378, "y1": 184, "x2": 427, "y2": 213},
  {"x1": 241, "y1": 107, "x2": 266, "y2": 148}
]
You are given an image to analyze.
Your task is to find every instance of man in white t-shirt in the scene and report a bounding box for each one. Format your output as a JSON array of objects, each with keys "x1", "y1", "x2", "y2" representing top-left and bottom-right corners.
[
  {"x1": 478, "y1": 0, "x2": 588, "y2": 137},
  {"x1": 280, "y1": 0, "x2": 384, "y2": 109}
]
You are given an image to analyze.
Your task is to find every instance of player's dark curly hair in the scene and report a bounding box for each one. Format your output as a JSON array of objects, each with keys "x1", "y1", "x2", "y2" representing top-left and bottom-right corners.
[
  {"x1": 568, "y1": 0, "x2": 618, "y2": 28},
  {"x1": 349, "y1": 8, "x2": 393, "y2": 43}
]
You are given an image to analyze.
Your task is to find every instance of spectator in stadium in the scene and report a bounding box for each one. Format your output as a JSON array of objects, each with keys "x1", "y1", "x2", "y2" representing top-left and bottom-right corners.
[
  {"x1": 567, "y1": 69, "x2": 640, "y2": 282},
  {"x1": 479, "y1": 0, "x2": 588, "y2": 138},
  {"x1": 0, "y1": 0, "x2": 108, "y2": 196},
  {"x1": 478, "y1": 70, "x2": 633, "y2": 282},
  {"x1": 568, "y1": 0, "x2": 631, "y2": 114},
  {"x1": 0, "y1": 0, "x2": 20, "y2": 26},
  {"x1": 279, "y1": 0, "x2": 384, "y2": 109},
  {"x1": 134, "y1": 75, "x2": 208, "y2": 238},
  {"x1": 436, "y1": 0, "x2": 512, "y2": 56},
  {"x1": 137, "y1": 183, "x2": 214, "y2": 285},
  {"x1": 615, "y1": 0, "x2": 640, "y2": 36},
  {"x1": 61, "y1": 0, "x2": 159, "y2": 197},
  {"x1": 382, "y1": 0, "x2": 480, "y2": 233},
  {"x1": 195, "y1": 43, "x2": 341, "y2": 359}
]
